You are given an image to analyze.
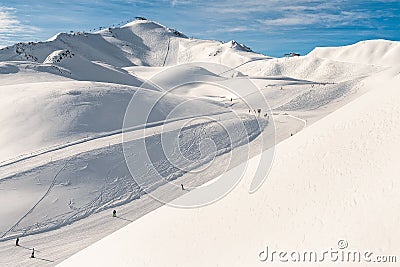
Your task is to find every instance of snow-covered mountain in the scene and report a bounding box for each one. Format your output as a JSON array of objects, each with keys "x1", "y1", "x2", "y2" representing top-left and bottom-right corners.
[
  {"x1": 0, "y1": 18, "x2": 399, "y2": 267},
  {"x1": 0, "y1": 19, "x2": 261, "y2": 75},
  {"x1": 0, "y1": 19, "x2": 264, "y2": 161}
]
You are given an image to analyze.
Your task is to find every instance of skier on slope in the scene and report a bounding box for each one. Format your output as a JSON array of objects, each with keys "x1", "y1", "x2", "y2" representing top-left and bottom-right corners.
[
  {"x1": 31, "y1": 248, "x2": 35, "y2": 258},
  {"x1": 181, "y1": 184, "x2": 184, "y2": 190},
  {"x1": 113, "y1": 210, "x2": 117, "y2": 217},
  {"x1": 16, "y1": 238, "x2": 19, "y2": 246}
]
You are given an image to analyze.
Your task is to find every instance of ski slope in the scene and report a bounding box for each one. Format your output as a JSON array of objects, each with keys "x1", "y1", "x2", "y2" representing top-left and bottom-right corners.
[
  {"x1": 59, "y1": 71, "x2": 400, "y2": 267},
  {"x1": 0, "y1": 18, "x2": 399, "y2": 267},
  {"x1": 0, "y1": 80, "x2": 226, "y2": 162},
  {"x1": 0, "y1": 114, "x2": 267, "y2": 240}
]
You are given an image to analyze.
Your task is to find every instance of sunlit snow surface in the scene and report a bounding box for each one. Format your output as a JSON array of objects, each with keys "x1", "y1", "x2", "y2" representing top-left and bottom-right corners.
[{"x1": 0, "y1": 19, "x2": 399, "y2": 266}]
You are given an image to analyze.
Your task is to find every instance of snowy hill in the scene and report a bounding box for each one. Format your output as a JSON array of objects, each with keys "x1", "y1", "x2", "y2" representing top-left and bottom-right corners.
[
  {"x1": 0, "y1": 81, "x2": 227, "y2": 162},
  {"x1": 0, "y1": 18, "x2": 399, "y2": 267},
  {"x1": 0, "y1": 19, "x2": 272, "y2": 250},
  {"x1": 0, "y1": 19, "x2": 262, "y2": 70},
  {"x1": 308, "y1": 39, "x2": 400, "y2": 67},
  {"x1": 59, "y1": 73, "x2": 400, "y2": 267},
  {"x1": 0, "y1": 19, "x2": 268, "y2": 162}
]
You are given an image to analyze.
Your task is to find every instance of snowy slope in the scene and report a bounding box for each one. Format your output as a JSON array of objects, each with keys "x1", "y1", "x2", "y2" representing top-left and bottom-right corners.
[
  {"x1": 0, "y1": 19, "x2": 265, "y2": 83},
  {"x1": 308, "y1": 39, "x2": 400, "y2": 67},
  {"x1": 59, "y1": 72, "x2": 400, "y2": 267},
  {"x1": 239, "y1": 55, "x2": 381, "y2": 82},
  {"x1": 1, "y1": 17, "x2": 400, "y2": 267},
  {"x1": 0, "y1": 114, "x2": 266, "y2": 241},
  {"x1": 230, "y1": 40, "x2": 400, "y2": 125},
  {"x1": 0, "y1": 19, "x2": 274, "y2": 247},
  {"x1": 0, "y1": 81, "x2": 225, "y2": 162}
]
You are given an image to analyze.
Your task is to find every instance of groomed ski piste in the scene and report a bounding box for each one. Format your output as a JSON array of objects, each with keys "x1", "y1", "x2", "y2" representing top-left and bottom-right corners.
[
  {"x1": 0, "y1": 19, "x2": 399, "y2": 266},
  {"x1": 59, "y1": 71, "x2": 400, "y2": 267}
]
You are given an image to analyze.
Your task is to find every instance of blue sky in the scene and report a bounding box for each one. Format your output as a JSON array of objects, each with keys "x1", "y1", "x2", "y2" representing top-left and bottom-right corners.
[{"x1": 0, "y1": 0, "x2": 399, "y2": 56}]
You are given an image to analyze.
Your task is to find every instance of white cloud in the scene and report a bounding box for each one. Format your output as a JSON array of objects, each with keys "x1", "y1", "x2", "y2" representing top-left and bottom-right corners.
[
  {"x1": 224, "y1": 26, "x2": 250, "y2": 32},
  {"x1": 261, "y1": 11, "x2": 371, "y2": 28},
  {"x1": 194, "y1": 0, "x2": 376, "y2": 35},
  {"x1": 170, "y1": 0, "x2": 193, "y2": 7},
  {"x1": 211, "y1": 26, "x2": 251, "y2": 33},
  {"x1": 0, "y1": 6, "x2": 39, "y2": 46},
  {"x1": 204, "y1": 0, "x2": 335, "y2": 14},
  {"x1": 263, "y1": 16, "x2": 315, "y2": 26}
]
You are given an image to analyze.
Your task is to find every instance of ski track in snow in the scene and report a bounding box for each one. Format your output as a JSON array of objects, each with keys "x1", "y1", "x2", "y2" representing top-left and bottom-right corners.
[
  {"x1": 0, "y1": 159, "x2": 73, "y2": 239},
  {"x1": 0, "y1": 66, "x2": 366, "y2": 242},
  {"x1": 0, "y1": 115, "x2": 266, "y2": 241},
  {"x1": 162, "y1": 36, "x2": 171, "y2": 67},
  {"x1": 275, "y1": 79, "x2": 361, "y2": 111},
  {"x1": 1, "y1": 19, "x2": 398, "y2": 266},
  {"x1": 0, "y1": 110, "x2": 231, "y2": 170}
]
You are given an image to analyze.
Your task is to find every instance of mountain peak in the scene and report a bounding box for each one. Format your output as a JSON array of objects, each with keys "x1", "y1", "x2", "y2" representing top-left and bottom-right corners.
[
  {"x1": 120, "y1": 19, "x2": 187, "y2": 38},
  {"x1": 223, "y1": 40, "x2": 252, "y2": 52}
]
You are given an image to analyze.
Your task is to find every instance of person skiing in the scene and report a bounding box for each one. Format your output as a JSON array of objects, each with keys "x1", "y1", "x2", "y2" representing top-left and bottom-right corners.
[
  {"x1": 16, "y1": 237, "x2": 19, "y2": 246},
  {"x1": 181, "y1": 184, "x2": 184, "y2": 190},
  {"x1": 31, "y1": 248, "x2": 35, "y2": 258},
  {"x1": 113, "y1": 210, "x2": 117, "y2": 217}
]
